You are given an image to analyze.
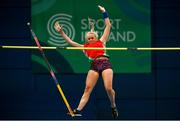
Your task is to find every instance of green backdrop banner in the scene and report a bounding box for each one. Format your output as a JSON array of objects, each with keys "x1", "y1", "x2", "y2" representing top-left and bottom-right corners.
[{"x1": 32, "y1": 0, "x2": 151, "y2": 73}]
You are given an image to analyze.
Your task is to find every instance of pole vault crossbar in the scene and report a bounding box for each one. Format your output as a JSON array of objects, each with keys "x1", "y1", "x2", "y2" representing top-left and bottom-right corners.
[{"x1": 1, "y1": 46, "x2": 180, "y2": 51}]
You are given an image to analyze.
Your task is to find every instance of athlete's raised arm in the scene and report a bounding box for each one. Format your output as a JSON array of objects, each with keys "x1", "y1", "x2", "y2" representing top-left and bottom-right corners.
[
  {"x1": 54, "y1": 22, "x2": 83, "y2": 47},
  {"x1": 98, "y1": 5, "x2": 112, "y2": 43}
]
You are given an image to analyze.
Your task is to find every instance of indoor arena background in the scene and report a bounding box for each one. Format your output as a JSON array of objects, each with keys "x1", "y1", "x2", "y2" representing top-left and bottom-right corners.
[{"x1": 0, "y1": 0, "x2": 180, "y2": 120}]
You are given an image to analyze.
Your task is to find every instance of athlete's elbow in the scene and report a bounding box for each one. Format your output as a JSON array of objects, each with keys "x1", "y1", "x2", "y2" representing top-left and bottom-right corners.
[
  {"x1": 70, "y1": 42, "x2": 79, "y2": 47},
  {"x1": 69, "y1": 42, "x2": 76, "y2": 47},
  {"x1": 105, "y1": 24, "x2": 111, "y2": 31},
  {"x1": 106, "y1": 23, "x2": 112, "y2": 28}
]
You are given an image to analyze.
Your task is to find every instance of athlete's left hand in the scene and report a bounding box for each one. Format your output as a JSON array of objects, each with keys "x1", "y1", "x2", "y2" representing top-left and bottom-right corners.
[{"x1": 98, "y1": 5, "x2": 106, "y2": 13}]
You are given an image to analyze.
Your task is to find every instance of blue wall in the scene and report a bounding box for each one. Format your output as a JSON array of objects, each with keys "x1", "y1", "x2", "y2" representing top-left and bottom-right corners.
[{"x1": 0, "y1": 0, "x2": 180, "y2": 119}]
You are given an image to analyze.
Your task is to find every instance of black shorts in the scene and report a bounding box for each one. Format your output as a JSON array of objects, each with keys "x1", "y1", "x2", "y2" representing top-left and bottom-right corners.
[{"x1": 90, "y1": 58, "x2": 112, "y2": 74}]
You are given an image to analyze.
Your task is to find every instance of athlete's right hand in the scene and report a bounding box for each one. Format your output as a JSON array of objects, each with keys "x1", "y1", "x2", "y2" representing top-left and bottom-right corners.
[{"x1": 54, "y1": 21, "x2": 62, "y2": 32}]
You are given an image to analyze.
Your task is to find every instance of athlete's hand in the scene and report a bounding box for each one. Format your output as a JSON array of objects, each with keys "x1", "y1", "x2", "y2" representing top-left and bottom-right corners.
[
  {"x1": 98, "y1": 5, "x2": 106, "y2": 13},
  {"x1": 88, "y1": 17, "x2": 95, "y2": 32},
  {"x1": 54, "y1": 21, "x2": 63, "y2": 32}
]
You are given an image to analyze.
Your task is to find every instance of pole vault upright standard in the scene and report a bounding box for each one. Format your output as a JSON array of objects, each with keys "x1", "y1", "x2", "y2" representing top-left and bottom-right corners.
[{"x1": 27, "y1": 23, "x2": 74, "y2": 117}]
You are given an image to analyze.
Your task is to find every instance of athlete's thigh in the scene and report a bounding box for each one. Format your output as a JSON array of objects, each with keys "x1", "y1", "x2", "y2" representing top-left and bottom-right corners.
[
  {"x1": 85, "y1": 70, "x2": 99, "y2": 91},
  {"x1": 102, "y1": 69, "x2": 113, "y2": 89}
]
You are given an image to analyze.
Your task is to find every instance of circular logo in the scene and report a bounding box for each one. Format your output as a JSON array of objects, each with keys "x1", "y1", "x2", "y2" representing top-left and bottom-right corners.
[{"x1": 47, "y1": 13, "x2": 75, "y2": 46}]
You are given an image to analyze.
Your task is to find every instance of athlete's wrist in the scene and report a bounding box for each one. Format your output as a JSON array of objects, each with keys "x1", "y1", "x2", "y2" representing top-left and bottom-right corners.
[{"x1": 102, "y1": 11, "x2": 109, "y2": 19}]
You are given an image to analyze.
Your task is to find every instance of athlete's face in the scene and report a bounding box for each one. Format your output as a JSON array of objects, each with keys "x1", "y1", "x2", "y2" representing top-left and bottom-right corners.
[{"x1": 86, "y1": 32, "x2": 98, "y2": 43}]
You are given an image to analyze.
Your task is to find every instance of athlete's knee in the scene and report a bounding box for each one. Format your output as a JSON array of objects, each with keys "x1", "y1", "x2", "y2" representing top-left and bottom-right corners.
[
  {"x1": 105, "y1": 87, "x2": 114, "y2": 93},
  {"x1": 84, "y1": 85, "x2": 92, "y2": 94},
  {"x1": 81, "y1": 86, "x2": 92, "y2": 100}
]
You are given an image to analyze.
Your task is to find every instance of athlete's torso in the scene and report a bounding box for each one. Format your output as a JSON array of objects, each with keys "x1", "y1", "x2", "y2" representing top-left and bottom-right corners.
[{"x1": 83, "y1": 40, "x2": 108, "y2": 60}]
